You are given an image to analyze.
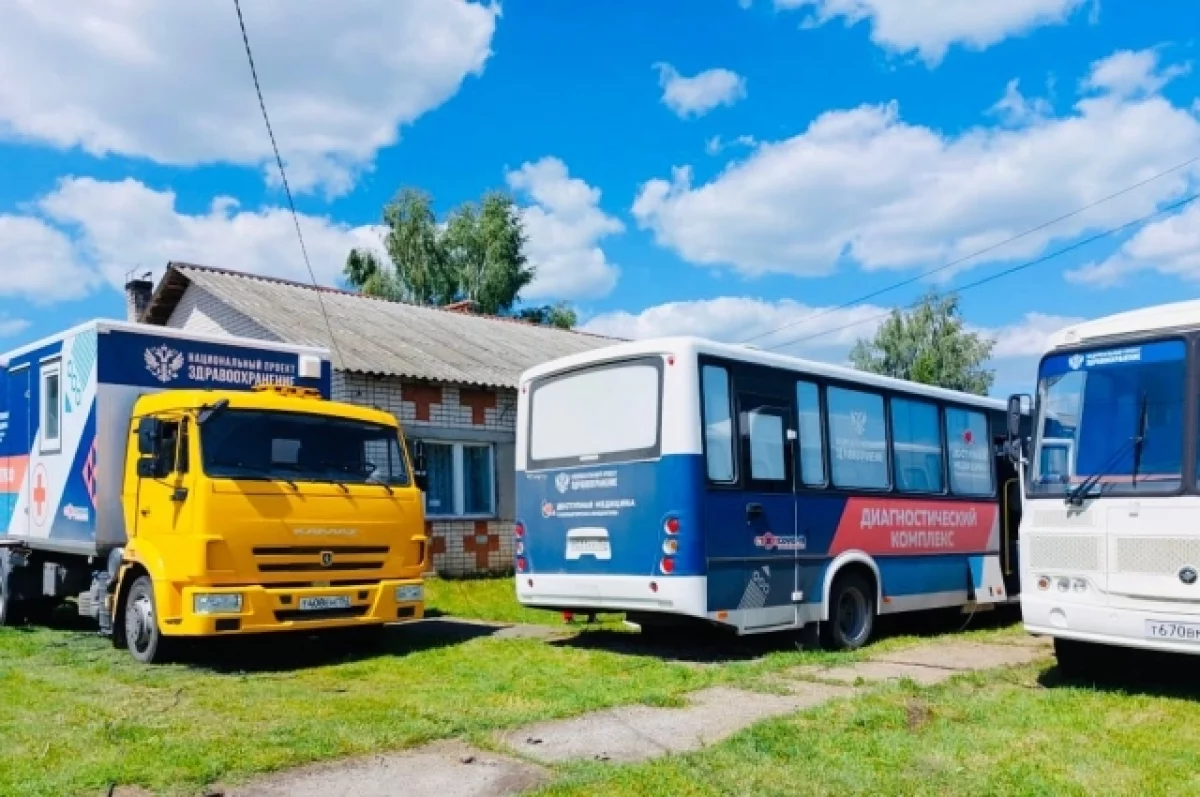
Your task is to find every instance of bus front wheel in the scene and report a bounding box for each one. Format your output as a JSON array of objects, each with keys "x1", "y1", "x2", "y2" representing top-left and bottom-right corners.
[{"x1": 820, "y1": 571, "x2": 876, "y2": 651}]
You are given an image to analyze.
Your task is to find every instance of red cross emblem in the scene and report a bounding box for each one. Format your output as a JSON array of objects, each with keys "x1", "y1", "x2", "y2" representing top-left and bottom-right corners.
[{"x1": 32, "y1": 464, "x2": 48, "y2": 527}]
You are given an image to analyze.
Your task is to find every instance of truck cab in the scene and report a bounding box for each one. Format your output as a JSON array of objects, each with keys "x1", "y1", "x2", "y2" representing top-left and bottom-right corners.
[{"x1": 109, "y1": 384, "x2": 428, "y2": 662}]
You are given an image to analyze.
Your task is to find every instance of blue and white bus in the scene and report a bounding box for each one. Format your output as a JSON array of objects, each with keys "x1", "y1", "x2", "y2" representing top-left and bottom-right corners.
[{"x1": 514, "y1": 337, "x2": 1024, "y2": 649}]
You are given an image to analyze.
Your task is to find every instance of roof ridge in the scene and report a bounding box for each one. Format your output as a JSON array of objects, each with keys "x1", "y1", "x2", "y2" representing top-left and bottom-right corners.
[{"x1": 167, "y1": 261, "x2": 621, "y2": 342}]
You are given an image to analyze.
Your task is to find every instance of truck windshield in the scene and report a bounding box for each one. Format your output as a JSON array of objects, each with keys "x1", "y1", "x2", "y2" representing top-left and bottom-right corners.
[
  {"x1": 200, "y1": 410, "x2": 409, "y2": 486},
  {"x1": 1031, "y1": 339, "x2": 1186, "y2": 497},
  {"x1": 527, "y1": 357, "x2": 662, "y2": 469}
]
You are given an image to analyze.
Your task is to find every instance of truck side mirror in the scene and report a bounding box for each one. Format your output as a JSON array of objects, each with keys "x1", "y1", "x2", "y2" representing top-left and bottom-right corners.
[
  {"x1": 411, "y1": 439, "x2": 428, "y2": 492},
  {"x1": 137, "y1": 417, "x2": 162, "y2": 456}
]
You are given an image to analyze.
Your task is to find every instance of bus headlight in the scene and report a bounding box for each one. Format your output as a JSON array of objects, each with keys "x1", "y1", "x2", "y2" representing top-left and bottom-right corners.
[
  {"x1": 193, "y1": 594, "x2": 242, "y2": 614},
  {"x1": 395, "y1": 585, "x2": 423, "y2": 603},
  {"x1": 1056, "y1": 578, "x2": 1070, "y2": 593},
  {"x1": 1071, "y1": 578, "x2": 1088, "y2": 593}
]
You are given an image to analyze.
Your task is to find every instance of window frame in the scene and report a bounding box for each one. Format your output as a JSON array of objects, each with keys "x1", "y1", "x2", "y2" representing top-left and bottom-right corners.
[
  {"x1": 741, "y1": 404, "x2": 791, "y2": 489},
  {"x1": 421, "y1": 440, "x2": 497, "y2": 519},
  {"x1": 888, "y1": 396, "x2": 946, "y2": 495},
  {"x1": 39, "y1": 358, "x2": 62, "y2": 455},
  {"x1": 795, "y1": 379, "x2": 828, "y2": 488}
]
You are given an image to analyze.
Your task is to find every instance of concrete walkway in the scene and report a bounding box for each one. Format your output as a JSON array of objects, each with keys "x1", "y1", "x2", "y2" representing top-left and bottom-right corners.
[{"x1": 222, "y1": 634, "x2": 1051, "y2": 797}]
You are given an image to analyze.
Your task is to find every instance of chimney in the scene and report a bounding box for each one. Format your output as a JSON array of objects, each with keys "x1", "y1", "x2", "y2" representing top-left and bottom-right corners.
[
  {"x1": 124, "y1": 271, "x2": 153, "y2": 323},
  {"x1": 442, "y1": 299, "x2": 478, "y2": 314}
]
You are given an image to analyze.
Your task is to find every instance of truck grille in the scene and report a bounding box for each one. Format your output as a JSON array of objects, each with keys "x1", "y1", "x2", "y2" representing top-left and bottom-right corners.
[{"x1": 252, "y1": 545, "x2": 389, "y2": 574}]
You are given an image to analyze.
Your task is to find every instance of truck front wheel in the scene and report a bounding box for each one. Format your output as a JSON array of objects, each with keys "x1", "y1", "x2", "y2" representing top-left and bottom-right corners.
[{"x1": 124, "y1": 576, "x2": 173, "y2": 664}]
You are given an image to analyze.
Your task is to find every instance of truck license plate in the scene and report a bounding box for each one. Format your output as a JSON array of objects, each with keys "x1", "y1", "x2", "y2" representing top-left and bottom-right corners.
[
  {"x1": 1145, "y1": 620, "x2": 1200, "y2": 643},
  {"x1": 299, "y1": 595, "x2": 352, "y2": 612}
]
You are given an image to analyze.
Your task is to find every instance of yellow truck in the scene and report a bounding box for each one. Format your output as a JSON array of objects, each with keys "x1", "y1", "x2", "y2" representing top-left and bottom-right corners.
[{"x1": 0, "y1": 320, "x2": 427, "y2": 663}]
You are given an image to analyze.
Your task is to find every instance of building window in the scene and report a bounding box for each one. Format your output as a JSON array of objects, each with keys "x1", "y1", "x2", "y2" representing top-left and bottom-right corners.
[
  {"x1": 701, "y1": 365, "x2": 735, "y2": 482},
  {"x1": 891, "y1": 398, "x2": 944, "y2": 493},
  {"x1": 423, "y1": 441, "x2": 496, "y2": 518},
  {"x1": 827, "y1": 387, "x2": 889, "y2": 489},
  {"x1": 40, "y1": 360, "x2": 62, "y2": 453}
]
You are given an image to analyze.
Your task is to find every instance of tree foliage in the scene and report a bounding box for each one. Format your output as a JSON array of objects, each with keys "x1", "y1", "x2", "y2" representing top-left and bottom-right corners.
[
  {"x1": 345, "y1": 185, "x2": 562, "y2": 324},
  {"x1": 849, "y1": 291, "x2": 996, "y2": 395}
]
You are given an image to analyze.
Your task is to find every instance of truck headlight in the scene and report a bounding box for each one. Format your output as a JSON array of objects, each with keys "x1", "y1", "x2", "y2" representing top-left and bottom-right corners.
[
  {"x1": 193, "y1": 594, "x2": 243, "y2": 614},
  {"x1": 395, "y1": 585, "x2": 423, "y2": 603}
]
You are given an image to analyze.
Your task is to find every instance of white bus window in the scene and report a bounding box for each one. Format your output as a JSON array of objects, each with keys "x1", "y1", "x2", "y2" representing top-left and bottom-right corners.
[
  {"x1": 891, "y1": 398, "x2": 944, "y2": 493},
  {"x1": 946, "y1": 408, "x2": 994, "y2": 496},
  {"x1": 748, "y1": 411, "x2": 786, "y2": 481},
  {"x1": 796, "y1": 381, "x2": 825, "y2": 486},
  {"x1": 529, "y1": 361, "x2": 661, "y2": 466},
  {"x1": 828, "y1": 387, "x2": 888, "y2": 489},
  {"x1": 701, "y1": 365, "x2": 735, "y2": 482}
]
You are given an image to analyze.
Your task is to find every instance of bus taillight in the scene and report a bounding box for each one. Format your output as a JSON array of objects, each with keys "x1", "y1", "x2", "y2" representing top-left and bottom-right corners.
[
  {"x1": 662, "y1": 538, "x2": 678, "y2": 555},
  {"x1": 514, "y1": 522, "x2": 525, "y2": 538},
  {"x1": 659, "y1": 557, "x2": 675, "y2": 575},
  {"x1": 517, "y1": 557, "x2": 528, "y2": 572},
  {"x1": 664, "y1": 517, "x2": 680, "y2": 534}
]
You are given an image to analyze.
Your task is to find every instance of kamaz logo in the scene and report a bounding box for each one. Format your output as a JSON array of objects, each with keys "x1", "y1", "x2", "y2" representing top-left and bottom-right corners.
[
  {"x1": 320, "y1": 551, "x2": 335, "y2": 568},
  {"x1": 293, "y1": 528, "x2": 358, "y2": 536}
]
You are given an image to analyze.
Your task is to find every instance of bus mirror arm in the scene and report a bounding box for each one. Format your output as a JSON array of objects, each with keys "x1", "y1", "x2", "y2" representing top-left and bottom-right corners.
[{"x1": 746, "y1": 502, "x2": 764, "y2": 520}]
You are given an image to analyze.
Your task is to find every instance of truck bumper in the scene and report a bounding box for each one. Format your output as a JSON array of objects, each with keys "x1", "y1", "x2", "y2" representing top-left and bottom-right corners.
[{"x1": 162, "y1": 579, "x2": 425, "y2": 636}]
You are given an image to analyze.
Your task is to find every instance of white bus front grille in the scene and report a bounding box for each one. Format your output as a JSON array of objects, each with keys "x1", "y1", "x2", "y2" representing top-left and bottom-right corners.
[
  {"x1": 1115, "y1": 537, "x2": 1200, "y2": 575},
  {"x1": 1029, "y1": 535, "x2": 1103, "y2": 571}
]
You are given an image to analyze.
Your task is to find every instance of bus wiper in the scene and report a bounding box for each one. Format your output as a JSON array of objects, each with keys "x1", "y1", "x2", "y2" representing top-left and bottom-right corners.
[
  {"x1": 1130, "y1": 391, "x2": 1149, "y2": 487},
  {"x1": 1065, "y1": 421, "x2": 1144, "y2": 506}
]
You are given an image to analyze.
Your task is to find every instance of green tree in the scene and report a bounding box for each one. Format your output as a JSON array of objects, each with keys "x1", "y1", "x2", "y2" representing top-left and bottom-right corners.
[
  {"x1": 849, "y1": 291, "x2": 995, "y2": 395},
  {"x1": 382, "y1": 188, "x2": 456, "y2": 305},
  {"x1": 444, "y1": 191, "x2": 533, "y2": 315},
  {"x1": 517, "y1": 301, "x2": 577, "y2": 329}
]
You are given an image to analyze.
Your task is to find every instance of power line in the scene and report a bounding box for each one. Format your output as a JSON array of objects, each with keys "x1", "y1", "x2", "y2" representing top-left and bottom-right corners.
[
  {"x1": 232, "y1": 0, "x2": 345, "y2": 367},
  {"x1": 738, "y1": 154, "x2": 1200, "y2": 346},
  {"x1": 763, "y1": 189, "x2": 1200, "y2": 352}
]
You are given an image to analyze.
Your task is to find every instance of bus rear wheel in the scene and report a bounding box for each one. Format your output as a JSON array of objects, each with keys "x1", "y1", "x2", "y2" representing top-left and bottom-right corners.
[{"x1": 821, "y1": 571, "x2": 876, "y2": 651}]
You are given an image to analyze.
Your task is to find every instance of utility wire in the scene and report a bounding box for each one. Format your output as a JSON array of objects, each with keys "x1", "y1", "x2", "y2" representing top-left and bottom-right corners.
[
  {"x1": 738, "y1": 154, "x2": 1200, "y2": 347},
  {"x1": 763, "y1": 189, "x2": 1200, "y2": 352},
  {"x1": 232, "y1": 0, "x2": 345, "y2": 368}
]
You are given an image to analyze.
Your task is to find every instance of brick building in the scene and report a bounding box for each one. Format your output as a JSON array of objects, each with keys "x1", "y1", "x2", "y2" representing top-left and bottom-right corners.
[{"x1": 130, "y1": 262, "x2": 614, "y2": 576}]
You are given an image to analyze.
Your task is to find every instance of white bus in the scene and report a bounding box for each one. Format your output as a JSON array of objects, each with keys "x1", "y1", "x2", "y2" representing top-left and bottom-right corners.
[
  {"x1": 1008, "y1": 299, "x2": 1200, "y2": 672},
  {"x1": 516, "y1": 337, "x2": 1023, "y2": 649}
]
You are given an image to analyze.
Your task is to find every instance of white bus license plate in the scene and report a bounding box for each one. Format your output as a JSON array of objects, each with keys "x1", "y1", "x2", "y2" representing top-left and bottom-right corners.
[
  {"x1": 299, "y1": 595, "x2": 352, "y2": 612},
  {"x1": 566, "y1": 537, "x2": 611, "y2": 560},
  {"x1": 1145, "y1": 620, "x2": 1200, "y2": 643}
]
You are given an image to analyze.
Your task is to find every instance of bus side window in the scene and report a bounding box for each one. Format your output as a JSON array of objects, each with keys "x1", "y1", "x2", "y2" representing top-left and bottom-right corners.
[
  {"x1": 795, "y1": 380, "x2": 826, "y2": 486},
  {"x1": 946, "y1": 408, "x2": 994, "y2": 495},
  {"x1": 701, "y1": 365, "x2": 735, "y2": 482},
  {"x1": 890, "y1": 397, "x2": 944, "y2": 493}
]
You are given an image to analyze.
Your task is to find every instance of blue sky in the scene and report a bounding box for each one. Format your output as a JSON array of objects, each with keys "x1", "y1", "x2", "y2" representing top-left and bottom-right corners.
[{"x1": 1, "y1": 0, "x2": 1198, "y2": 394}]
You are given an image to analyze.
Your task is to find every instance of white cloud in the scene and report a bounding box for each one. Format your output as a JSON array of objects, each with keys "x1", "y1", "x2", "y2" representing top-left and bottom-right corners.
[
  {"x1": 0, "y1": 214, "x2": 101, "y2": 303},
  {"x1": 583, "y1": 298, "x2": 1076, "y2": 395},
  {"x1": 1066, "y1": 201, "x2": 1200, "y2": 287},
  {"x1": 633, "y1": 49, "x2": 1200, "y2": 281},
  {"x1": 1083, "y1": 48, "x2": 1191, "y2": 99},
  {"x1": 989, "y1": 312, "x2": 1083, "y2": 358},
  {"x1": 989, "y1": 79, "x2": 1052, "y2": 125},
  {"x1": 506, "y1": 157, "x2": 624, "y2": 301},
  {"x1": 31, "y1": 177, "x2": 383, "y2": 292},
  {"x1": 583, "y1": 297, "x2": 890, "y2": 361},
  {"x1": 775, "y1": 0, "x2": 1087, "y2": 64},
  {"x1": 0, "y1": 318, "x2": 30, "y2": 338},
  {"x1": 654, "y1": 64, "x2": 748, "y2": 119},
  {"x1": 0, "y1": 0, "x2": 497, "y2": 196},
  {"x1": 706, "y1": 134, "x2": 758, "y2": 155}
]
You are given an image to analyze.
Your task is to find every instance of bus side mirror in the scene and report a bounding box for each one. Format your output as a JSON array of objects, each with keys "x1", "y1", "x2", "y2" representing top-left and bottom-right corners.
[
  {"x1": 1006, "y1": 394, "x2": 1030, "y2": 439},
  {"x1": 411, "y1": 440, "x2": 428, "y2": 492}
]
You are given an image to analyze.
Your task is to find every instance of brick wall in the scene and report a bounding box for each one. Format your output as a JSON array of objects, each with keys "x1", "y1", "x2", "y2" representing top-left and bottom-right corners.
[{"x1": 336, "y1": 372, "x2": 519, "y2": 577}]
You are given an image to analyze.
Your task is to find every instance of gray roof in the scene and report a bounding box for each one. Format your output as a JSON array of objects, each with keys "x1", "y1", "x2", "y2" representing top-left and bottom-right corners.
[{"x1": 142, "y1": 263, "x2": 618, "y2": 389}]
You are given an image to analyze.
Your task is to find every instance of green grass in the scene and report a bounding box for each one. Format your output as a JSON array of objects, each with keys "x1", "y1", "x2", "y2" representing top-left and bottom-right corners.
[
  {"x1": 535, "y1": 662, "x2": 1200, "y2": 797},
  {"x1": 0, "y1": 579, "x2": 1032, "y2": 796},
  {"x1": 424, "y1": 575, "x2": 608, "y2": 627}
]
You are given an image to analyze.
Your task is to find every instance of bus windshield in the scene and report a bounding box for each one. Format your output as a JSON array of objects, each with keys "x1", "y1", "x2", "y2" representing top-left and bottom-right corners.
[
  {"x1": 528, "y1": 358, "x2": 662, "y2": 469},
  {"x1": 200, "y1": 409, "x2": 409, "y2": 486},
  {"x1": 1031, "y1": 339, "x2": 1186, "y2": 496}
]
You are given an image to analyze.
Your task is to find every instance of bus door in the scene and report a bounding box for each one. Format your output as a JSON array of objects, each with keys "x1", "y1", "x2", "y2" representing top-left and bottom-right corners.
[{"x1": 733, "y1": 390, "x2": 799, "y2": 630}]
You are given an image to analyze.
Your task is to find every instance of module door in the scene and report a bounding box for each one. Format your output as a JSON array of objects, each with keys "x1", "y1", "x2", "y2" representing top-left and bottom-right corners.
[{"x1": 734, "y1": 393, "x2": 798, "y2": 631}]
